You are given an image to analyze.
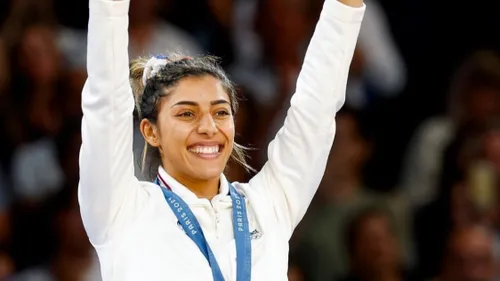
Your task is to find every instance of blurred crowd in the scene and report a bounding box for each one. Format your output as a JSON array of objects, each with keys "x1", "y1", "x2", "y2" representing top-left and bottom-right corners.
[{"x1": 0, "y1": 0, "x2": 499, "y2": 280}]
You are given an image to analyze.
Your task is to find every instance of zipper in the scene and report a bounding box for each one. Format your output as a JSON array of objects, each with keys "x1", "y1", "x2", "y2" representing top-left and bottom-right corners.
[{"x1": 213, "y1": 204, "x2": 219, "y2": 239}]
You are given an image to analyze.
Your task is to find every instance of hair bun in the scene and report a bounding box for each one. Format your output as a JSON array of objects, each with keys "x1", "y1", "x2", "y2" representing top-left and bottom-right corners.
[{"x1": 142, "y1": 56, "x2": 169, "y2": 87}]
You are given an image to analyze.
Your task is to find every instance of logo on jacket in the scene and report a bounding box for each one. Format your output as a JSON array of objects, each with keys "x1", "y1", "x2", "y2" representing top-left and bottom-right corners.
[
  {"x1": 177, "y1": 221, "x2": 262, "y2": 240},
  {"x1": 250, "y1": 229, "x2": 262, "y2": 240}
]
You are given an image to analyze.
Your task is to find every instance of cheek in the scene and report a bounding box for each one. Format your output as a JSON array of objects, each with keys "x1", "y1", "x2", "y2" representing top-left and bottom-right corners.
[
  {"x1": 159, "y1": 120, "x2": 190, "y2": 147},
  {"x1": 218, "y1": 119, "x2": 235, "y2": 141}
]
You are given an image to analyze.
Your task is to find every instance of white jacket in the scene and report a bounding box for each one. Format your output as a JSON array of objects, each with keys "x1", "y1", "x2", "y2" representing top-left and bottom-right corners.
[{"x1": 78, "y1": 0, "x2": 365, "y2": 280}]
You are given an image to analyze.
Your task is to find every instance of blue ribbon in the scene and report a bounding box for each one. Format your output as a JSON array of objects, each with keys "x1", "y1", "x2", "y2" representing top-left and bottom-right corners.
[{"x1": 155, "y1": 178, "x2": 252, "y2": 281}]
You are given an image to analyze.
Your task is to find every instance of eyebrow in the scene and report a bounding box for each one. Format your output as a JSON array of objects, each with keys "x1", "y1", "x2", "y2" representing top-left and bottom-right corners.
[{"x1": 171, "y1": 99, "x2": 230, "y2": 107}]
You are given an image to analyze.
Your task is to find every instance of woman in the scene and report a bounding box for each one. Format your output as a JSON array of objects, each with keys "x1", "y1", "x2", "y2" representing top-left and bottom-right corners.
[{"x1": 79, "y1": 0, "x2": 365, "y2": 280}]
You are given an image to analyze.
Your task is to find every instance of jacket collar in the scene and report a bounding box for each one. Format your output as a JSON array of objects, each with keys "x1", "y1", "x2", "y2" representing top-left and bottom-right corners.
[{"x1": 156, "y1": 166, "x2": 230, "y2": 203}]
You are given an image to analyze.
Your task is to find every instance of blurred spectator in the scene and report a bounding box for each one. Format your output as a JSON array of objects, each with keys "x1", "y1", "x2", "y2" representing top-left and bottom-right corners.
[
  {"x1": 1, "y1": 0, "x2": 57, "y2": 48},
  {"x1": 0, "y1": 172, "x2": 11, "y2": 251},
  {"x1": 339, "y1": 208, "x2": 419, "y2": 281},
  {"x1": 167, "y1": 0, "x2": 235, "y2": 65},
  {"x1": 437, "y1": 225, "x2": 496, "y2": 281},
  {"x1": 224, "y1": 89, "x2": 260, "y2": 183},
  {"x1": 9, "y1": 21, "x2": 65, "y2": 203},
  {"x1": 414, "y1": 120, "x2": 500, "y2": 279},
  {"x1": 128, "y1": 0, "x2": 201, "y2": 58},
  {"x1": 0, "y1": 37, "x2": 9, "y2": 102},
  {"x1": 254, "y1": 0, "x2": 333, "y2": 163},
  {"x1": 0, "y1": 35, "x2": 12, "y2": 247},
  {"x1": 229, "y1": 0, "x2": 277, "y2": 107},
  {"x1": 231, "y1": 0, "x2": 312, "y2": 109},
  {"x1": 292, "y1": 107, "x2": 414, "y2": 281},
  {"x1": 0, "y1": 32, "x2": 13, "y2": 255},
  {"x1": 0, "y1": 251, "x2": 14, "y2": 280},
  {"x1": 401, "y1": 50, "x2": 500, "y2": 208},
  {"x1": 0, "y1": 1, "x2": 56, "y2": 174},
  {"x1": 347, "y1": 0, "x2": 407, "y2": 109},
  {"x1": 255, "y1": 0, "x2": 310, "y2": 108},
  {"x1": 59, "y1": 68, "x2": 86, "y2": 121},
  {"x1": 55, "y1": 120, "x2": 82, "y2": 186},
  {"x1": 11, "y1": 187, "x2": 101, "y2": 281}
]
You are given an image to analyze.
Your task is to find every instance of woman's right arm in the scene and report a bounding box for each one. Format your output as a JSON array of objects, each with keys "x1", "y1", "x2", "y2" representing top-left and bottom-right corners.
[{"x1": 79, "y1": 0, "x2": 144, "y2": 246}]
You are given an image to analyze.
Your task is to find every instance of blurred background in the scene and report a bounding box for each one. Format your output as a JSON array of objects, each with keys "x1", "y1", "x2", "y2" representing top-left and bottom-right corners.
[{"x1": 0, "y1": 0, "x2": 500, "y2": 280}]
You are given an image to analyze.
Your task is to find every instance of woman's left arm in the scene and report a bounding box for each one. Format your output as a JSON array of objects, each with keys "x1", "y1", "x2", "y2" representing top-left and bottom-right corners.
[{"x1": 249, "y1": 0, "x2": 365, "y2": 238}]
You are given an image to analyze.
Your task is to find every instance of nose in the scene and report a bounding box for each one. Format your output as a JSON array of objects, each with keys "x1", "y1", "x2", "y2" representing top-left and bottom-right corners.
[{"x1": 197, "y1": 113, "x2": 218, "y2": 137}]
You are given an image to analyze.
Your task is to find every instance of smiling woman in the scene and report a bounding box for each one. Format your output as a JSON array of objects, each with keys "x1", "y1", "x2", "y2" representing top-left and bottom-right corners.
[
  {"x1": 129, "y1": 55, "x2": 250, "y2": 199},
  {"x1": 79, "y1": 0, "x2": 365, "y2": 280}
]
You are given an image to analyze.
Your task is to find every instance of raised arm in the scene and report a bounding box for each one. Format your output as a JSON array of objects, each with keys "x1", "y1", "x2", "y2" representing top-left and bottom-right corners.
[
  {"x1": 249, "y1": 0, "x2": 365, "y2": 238},
  {"x1": 79, "y1": 0, "x2": 144, "y2": 245}
]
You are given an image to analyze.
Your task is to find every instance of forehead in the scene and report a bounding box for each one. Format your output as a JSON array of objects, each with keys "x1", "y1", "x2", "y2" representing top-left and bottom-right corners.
[{"x1": 166, "y1": 75, "x2": 230, "y2": 104}]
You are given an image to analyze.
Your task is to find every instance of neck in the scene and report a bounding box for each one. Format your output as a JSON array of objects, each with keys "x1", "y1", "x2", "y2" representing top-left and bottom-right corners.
[
  {"x1": 184, "y1": 177, "x2": 220, "y2": 200},
  {"x1": 165, "y1": 171, "x2": 220, "y2": 200}
]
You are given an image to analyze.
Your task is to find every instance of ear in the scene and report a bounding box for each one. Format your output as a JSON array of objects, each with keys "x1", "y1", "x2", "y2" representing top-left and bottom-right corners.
[{"x1": 140, "y1": 119, "x2": 161, "y2": 148}]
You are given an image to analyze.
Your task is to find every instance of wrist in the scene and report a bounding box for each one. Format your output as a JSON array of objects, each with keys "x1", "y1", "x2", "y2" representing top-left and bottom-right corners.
[{"x1": 337, "y1": 0, "x2": 363, "y2": 8}]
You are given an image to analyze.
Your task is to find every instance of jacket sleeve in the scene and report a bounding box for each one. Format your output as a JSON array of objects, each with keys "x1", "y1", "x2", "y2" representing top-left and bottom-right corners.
[
  {"x1": 248, "y1": 0, "x2": 365, "y2": 238},
  {"x1": 78, "y1": 0, "x2": 147, "y2": 246}
]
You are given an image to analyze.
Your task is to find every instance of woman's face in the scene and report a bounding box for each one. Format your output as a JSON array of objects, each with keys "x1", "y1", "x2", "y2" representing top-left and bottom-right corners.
[{"x1": 143, "y1": 75, "x2": 235, "y2": 183}]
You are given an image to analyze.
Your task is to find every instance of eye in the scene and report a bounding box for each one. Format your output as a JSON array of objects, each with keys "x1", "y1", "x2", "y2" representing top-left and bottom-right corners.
[
  {"x1": 215, "y1": 110, "x2": 230, "y2": 116},
  {"x1": 176, "y1": 111, "x2": 195, "y2": 118}
]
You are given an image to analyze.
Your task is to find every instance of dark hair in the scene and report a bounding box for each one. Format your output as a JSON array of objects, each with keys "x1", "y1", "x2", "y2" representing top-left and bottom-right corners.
[
  {"x1": 130, "y1": 54, "x2": 253, "y2": 178},
  {"x1": 449, "y1": 50, "x2": 500, "y2": 119}
]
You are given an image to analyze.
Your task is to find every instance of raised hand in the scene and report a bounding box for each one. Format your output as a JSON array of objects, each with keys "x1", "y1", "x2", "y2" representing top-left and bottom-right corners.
[{"x1": 338, "y1": 0, "x2": 364, "y2": 7}]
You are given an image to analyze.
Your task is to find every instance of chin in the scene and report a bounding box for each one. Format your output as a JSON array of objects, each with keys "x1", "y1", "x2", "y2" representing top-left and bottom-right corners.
[
  {"x1": 187, "y1": 159, "x2": 227, "y2": 180},
  {"x1": 185, "y1": 148, "x2": 230, "y2": 180},
  {"x1": 191, "y1": 165, "x2": 225, "y2": 181}
]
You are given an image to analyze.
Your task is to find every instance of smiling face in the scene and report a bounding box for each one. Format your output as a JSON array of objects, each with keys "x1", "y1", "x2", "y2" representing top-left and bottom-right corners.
[{"x1": 141, "y1": 75, "x2": 235, "y2": 184}]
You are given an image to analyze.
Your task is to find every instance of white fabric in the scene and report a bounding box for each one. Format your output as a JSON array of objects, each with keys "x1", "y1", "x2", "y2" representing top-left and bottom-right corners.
[
  {"x1": 141, "y1": 56, "x2": 168, "y2": 87},
  {"x1": 79, "y1": 0, "x2": 364, "y2": 280}
]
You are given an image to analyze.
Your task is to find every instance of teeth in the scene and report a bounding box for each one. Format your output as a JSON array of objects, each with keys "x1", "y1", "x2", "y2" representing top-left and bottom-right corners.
[{"x1": 188, "y1": 146, "x2": 220, "y2": 154}]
